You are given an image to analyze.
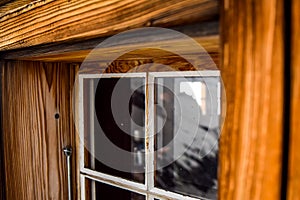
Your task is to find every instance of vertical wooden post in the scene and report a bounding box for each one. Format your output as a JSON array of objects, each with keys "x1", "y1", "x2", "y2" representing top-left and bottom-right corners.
[
  {"x1": 219, "y1": 0, "x2": 284, "y2": 199},
  {"x1": 287, "y1": 0, "x2": 300, "y2": 199},
  {"x1": 0, "y1": 61, "x2": 5, "y2": 200}
]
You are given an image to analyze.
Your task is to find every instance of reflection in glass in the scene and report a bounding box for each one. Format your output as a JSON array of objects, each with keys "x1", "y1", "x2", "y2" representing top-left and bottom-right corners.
[
  {"x1": 83, "y1": 77, "x2": 145, "y2": 183},
  {"x1": 154, "y1": 77, "x2": 220, "y2": 199},
  {"x1": 85, "y1": 178, "x2": 145, "y2": 200}
]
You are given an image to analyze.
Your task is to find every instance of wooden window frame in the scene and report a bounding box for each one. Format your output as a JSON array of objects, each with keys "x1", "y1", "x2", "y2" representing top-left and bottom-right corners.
[{"x1": 78, "y1": 70, "x2": 220, "y2": 200}]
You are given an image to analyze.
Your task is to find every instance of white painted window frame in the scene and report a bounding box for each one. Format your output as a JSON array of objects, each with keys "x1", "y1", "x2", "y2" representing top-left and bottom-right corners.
[{"x1": 78, "y1": 71, "x2": 220, "y2": 200}]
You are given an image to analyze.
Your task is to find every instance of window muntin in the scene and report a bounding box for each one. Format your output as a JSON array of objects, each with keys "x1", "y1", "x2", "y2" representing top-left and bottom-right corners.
[
  {"x1": 84, "y1": 177, "x2": 146, "y2": 200},
  {"x1": 79, "y1": 71, "x2": 221, "y2": 200}
]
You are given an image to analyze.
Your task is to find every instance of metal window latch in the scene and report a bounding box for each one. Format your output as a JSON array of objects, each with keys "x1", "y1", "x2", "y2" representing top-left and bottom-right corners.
[{"x1": 63, "y1": 146, "x2": 72, "y2": 200}]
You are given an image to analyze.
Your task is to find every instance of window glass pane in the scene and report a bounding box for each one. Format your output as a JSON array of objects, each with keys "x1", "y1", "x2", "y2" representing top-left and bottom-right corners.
[
  {"x1": 83, "y1": 77, "x2": 145, "y2": 183},
  {"x1": 154, "y1": 76, "x2": 220, "y2": 199},
  {"x1": 85, "y1": 178, "x2": 145, "y2": 200}
]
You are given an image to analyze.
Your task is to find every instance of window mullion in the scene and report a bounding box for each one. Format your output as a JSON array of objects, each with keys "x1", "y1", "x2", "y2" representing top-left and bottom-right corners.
[
  {"x1": 88, "y1": 79, "x2": 96, "y2": 200},
  {"x1": 80, "y1": 174, "x2": 86, "y2": 200},
  {"x1": 79, "y1": 76, "x2": 85, "y2": 171},
  {"x1": 146, "y1": 73, "x2": 155, "y2": 191}
]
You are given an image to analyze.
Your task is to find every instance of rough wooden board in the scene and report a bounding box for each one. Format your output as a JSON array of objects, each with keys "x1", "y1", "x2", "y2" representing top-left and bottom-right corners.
[
  {"x1": 219, "y1": 0, "x2": 284, "y2": 199},
  {"x1": 2, "y1": 60, "x2": 79, "y2": 200},
  {"x1": 287, "y1": 0, "x2": 300, "y2": 198},
  {"x1": 3, "y1": 35, "x2": 219, "y2": 67},
  {"x1": 0, "y1": 22, "x2": 220, "y2": 66},
  {"x1": 0, "y1": 61, "x2": 5, "y2": 200},
  {"x1": 0, "y1": 21, "x2": 219, "y2": 61},
  {"x1": 0, "y1": 0, "x2": 219, "y2": 51}
]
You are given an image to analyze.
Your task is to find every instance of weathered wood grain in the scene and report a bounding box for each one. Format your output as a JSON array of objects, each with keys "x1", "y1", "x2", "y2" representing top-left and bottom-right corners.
[
  {"x1": 78, "y1": 48, "x2": 219, "y2": 75},
  {"x1": 0, "y1": 24, "x2": 220, "y2": 70},
  {"x1": 0, "y1": 61, "x2": 5, "y2": 200},
  {"x1": 10, "y1": 35, "x2": 219, "y2": 71},
  {"x1": 287, "y1": 0, "x2": 300, "y2": 199},
  {"x1": 1, "y1": 60, "x2": 79, "y2": 200},
  {"x1": 219, "y1": 0, "x2": 284, "y2": 199},
  {"x1": 0, "y1": 36, "x2": 219, "y2": 67},
  {"x1": 0, "y1": 21, "x2": 219, "y2": 63},
  {"x1": 0, "y1": 0, "x2": 219, "y2": 51}
]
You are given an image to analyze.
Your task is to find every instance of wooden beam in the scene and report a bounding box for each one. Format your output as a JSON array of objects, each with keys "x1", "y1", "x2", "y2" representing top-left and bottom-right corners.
[
  {"x1": 287, "y1": 0, "x2": 300, "y2": 198},
  {"x1": 2, "y1": 35, "x2": 219, "y2": 66},
  {"x1": 219, "y1": 0, "x2": 284, "y2": 199},
  {"x1": 0, "y1": 0, "x2": 219, "y2": 51},
  {"x1": 0, "y1": 22, "x2": 219, "y2": 63}
]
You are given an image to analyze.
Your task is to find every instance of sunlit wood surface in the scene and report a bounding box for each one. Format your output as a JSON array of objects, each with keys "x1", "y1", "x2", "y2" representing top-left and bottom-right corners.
[
  {"x1": 287, "y1": 0, "x2": 300, "y2": 199},
  {"x1": 219, "y1": 0, "x2": 284, "y2": 199},
  {"x1": 0, "y1": 0, "x2": 219, "y2": 51}
]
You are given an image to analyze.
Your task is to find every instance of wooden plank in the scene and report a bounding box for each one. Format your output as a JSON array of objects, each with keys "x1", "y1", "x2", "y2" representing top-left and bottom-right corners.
[
  {"x1": 0, "y1": 61, "x2": 5, "y2": 200},
  {"x1": 1, "y1": 60, "x2": 79, "y2": 199},
  {"x1": 3, "y1": 35, "x2": 219, "y2": 68},
  {"x1": 0, "y1": 0, "x2": 219, "y2": 51},
  {"x1": 0, "y1": 22, "x2": 220, "y2": 70},
  {"x1": 287, "y1": 0, "x2": 300, "y2": 198},
  {"x1": 219, "y1": 0, "x2": 284, "y2": 199},
  {"x1": 0, "y1": 21, "x2": 219, "y2": 62}
]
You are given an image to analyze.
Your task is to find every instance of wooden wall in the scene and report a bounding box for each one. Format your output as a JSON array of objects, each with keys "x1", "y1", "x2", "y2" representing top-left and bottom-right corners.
[
  {"x1": 1, "y1": 61, "x2": 78, "y2": 199},
  {"x1": 219, "y1": 0, "x2": 284, "y2": 199}
]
